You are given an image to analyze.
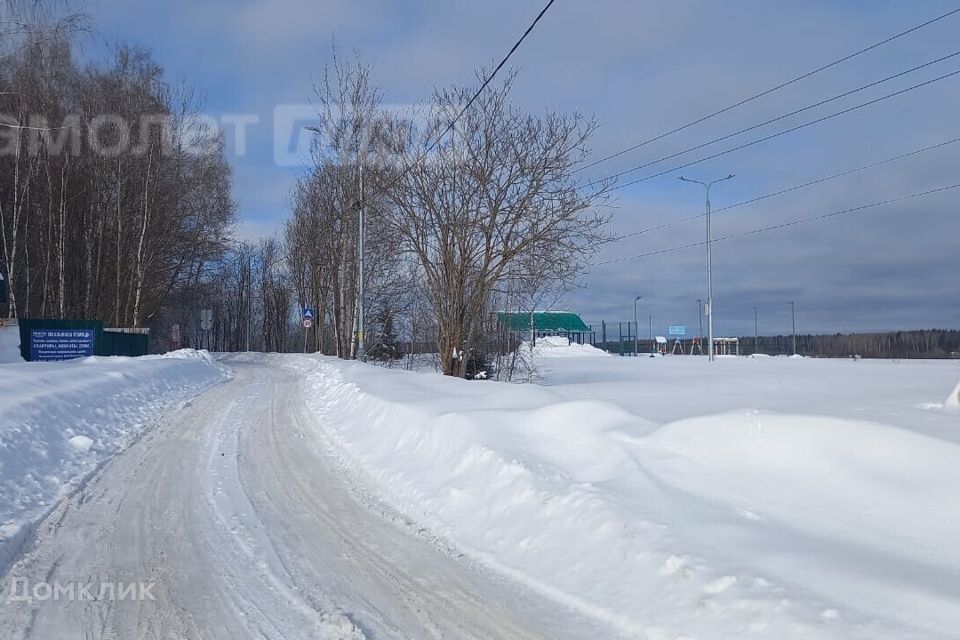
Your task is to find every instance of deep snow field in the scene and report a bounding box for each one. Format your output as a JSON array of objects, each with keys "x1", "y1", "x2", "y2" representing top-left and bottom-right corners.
[{"x1": 293, "y1": 342, "x2": 960, "y2": 640}]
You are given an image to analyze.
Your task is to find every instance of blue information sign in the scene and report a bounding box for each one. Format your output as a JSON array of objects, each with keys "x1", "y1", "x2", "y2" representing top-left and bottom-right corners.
[
  {"x1": 303, "y1": 308, "x2": 315, "y2": 321},
  {"x1": 30, "y1": 329, "x2": 96, "y2": 361},
  {"x1": 668, "y1": 325, "x2": 687, "y2": 336}
]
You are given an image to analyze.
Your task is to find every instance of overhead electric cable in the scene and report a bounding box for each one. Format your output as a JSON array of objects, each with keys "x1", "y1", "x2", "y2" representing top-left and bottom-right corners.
[
  {"x1": 613, "y1": 136, "x2": 960, "y2": 240},
  {"x1": 374, "y1": 0, "x2": 557, "y2": 194},
  {"x1": 594, "y1": 182, "x2": 960, "y2": 266},
  {"x1": 579, "y1": 7, "x2": 960, "y2": 172},
  {"x1": 602, "y1": 67, "x2": 960, "y2": 193},
  {"x1": 590, "y1": 51, "x2": 960, "y2": 187},
  {"x1": 424, "y1": 0, "x2": 556, "y2": 155}
]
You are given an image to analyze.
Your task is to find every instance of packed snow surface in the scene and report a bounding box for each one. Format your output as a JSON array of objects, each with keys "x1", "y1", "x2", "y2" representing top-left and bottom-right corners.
[
  {"x1": 0, "y1": 349, "x2": 229, "y2": 571},
  {"x1": 0, "y1": 358, "x2": 609, "y2": 639},
  {"x1": 293, "y1": 354, "x2": 960, "y2": 640}
]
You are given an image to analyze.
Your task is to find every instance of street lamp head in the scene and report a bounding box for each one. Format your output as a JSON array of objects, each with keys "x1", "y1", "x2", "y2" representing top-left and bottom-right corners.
[
  {"x1": 709, "y1": 174, "x2": 735, "y2": 186},
  {"x1": 635, "y1": 295, "x2": 642, "y2": 301}
]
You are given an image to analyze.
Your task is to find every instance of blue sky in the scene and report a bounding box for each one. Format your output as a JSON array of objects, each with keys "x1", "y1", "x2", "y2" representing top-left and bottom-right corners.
[{"x1": 83, "y1": 0, "x2": 960, "y2": 336}]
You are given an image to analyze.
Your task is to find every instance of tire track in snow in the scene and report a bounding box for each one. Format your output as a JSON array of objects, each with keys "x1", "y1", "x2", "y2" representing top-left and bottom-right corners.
[{"x1": 0, "y1": 359, "x2": 610, "y2": 639}]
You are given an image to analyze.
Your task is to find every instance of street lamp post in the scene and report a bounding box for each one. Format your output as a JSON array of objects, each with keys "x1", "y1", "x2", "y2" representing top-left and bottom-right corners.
[
  {"x1": 633, "y1": 296, "x2": 642, "y2": 357},
  {"x1": 790, "y1": 301, "x2": 797, "y2": 356},
  {"x1": 307, "y1": 124, "x2": 366, "y2": 360},
  {"x1": 697, "y1": 298, "x2": 703, "y2": 352},
  {"x1": 679, "y1": 174, "x2": 735, "y2": 362},
  {"x1": 357, "y1": 161, "x2": 366, "y2": 360},
  {"x1": 754, "y1": 306, "x2": 759, "y2": 355}
]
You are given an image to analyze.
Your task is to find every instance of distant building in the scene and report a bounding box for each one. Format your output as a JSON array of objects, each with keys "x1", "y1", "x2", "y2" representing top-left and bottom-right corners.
[{"x1": 497, "y1": 311, "x2": 592, "y2": 344}]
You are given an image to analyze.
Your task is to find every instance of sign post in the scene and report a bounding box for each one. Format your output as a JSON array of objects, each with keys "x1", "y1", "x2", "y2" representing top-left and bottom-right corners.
[
  {"x1": 171, "y1": 323, "x2": 182, "y2": 351},
  {"x1": 302, "y1": 308, "x2": 315, "y2": 353},
  {"x1": 0, "y1": 273, "x2": 7, "y2": 323},
  {"x1": 200, "y1": 309, "x2": 213, "y2": 350},
  {"x1": 669, "y1": 325, "x2": 686, "y2": 356}
]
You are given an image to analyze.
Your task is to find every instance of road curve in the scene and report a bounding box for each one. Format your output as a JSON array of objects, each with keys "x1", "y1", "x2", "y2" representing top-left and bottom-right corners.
[{"x1": 0, "y1": 359, "x2": 618, "y2": 640}]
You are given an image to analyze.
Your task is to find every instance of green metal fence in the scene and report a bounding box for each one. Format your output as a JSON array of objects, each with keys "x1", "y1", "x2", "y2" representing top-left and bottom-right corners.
[
  {"x1": 18, "y1": 319, "x2": 150, "y2": 361},
  {"x1": 99, "y1": 328, "x2": 150, "y2": 357}
]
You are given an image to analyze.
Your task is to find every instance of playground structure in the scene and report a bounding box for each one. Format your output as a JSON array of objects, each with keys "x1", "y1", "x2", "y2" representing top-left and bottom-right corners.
[
  {"x1": 584, "y1": 319, "x2": 753, "y2": 357},
  {"x1": 588, "y1": 319, "x2": 709, "y2": 356},
  {"x1": 712, "y1": 337, "x2": 740, "y2": 356}
]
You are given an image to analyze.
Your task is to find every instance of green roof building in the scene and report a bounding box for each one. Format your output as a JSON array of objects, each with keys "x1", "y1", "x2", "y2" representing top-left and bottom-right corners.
[{"x1": 497, "y1": 311, "x2": 592, "y2": 344}]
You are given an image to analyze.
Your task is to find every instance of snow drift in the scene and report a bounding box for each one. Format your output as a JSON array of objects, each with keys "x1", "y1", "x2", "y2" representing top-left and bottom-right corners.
[
  {"x1": 292, "y1": 356, "x2": 960, "y2": 640},
  {"x1": 947, "y1": 379, "x2": 960, "y2": 409},
  {"x1": 525, "y1": 335, "x2": 610, "y2": 358},
  {"x1": 0, "y1": 350, "x2": 229, "y2": 572},
  {"x1": 0, "y1": 326, "x2": 21, "y2": 364}
]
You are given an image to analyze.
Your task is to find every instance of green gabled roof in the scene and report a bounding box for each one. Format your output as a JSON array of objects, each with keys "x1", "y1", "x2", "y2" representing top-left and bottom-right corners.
[{"x1": 498, "y1": 312, "x2": 590, "y2": 333}]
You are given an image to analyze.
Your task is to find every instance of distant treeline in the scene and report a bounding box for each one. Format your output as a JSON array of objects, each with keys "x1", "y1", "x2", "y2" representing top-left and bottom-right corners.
[{"x1": 740, "y1": 330, "x2": 960, "y2": 359}]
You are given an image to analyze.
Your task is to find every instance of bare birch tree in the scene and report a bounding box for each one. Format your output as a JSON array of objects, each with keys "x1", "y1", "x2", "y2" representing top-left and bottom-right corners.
[{"x1": 285, "y1": 51, "x2": 410, "y2": 359}]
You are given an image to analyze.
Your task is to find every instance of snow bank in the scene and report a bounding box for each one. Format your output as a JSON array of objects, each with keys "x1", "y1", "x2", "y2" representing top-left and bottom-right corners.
[
  {"x1": 0, "y1": 326, "x2": 21, "y2": 364},
  {"x1": 947, "y1": 379, "x2": 960, "y2": 409},
  {"x1": 0, "y1": 349, "x2": 229, "y2": 571},
  {"x1": 293, "y1": 356, "x2": 960, "y2": 640},
  {"x1": 523, "y1": 336, "x2": 610, "y2": 359},
  {"x1": 636, "y1": 413, "x2": 960, "y2": 631}
]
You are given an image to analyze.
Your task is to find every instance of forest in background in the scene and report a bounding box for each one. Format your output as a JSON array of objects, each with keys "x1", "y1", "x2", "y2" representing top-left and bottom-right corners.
[
  {"x1": 600, "y1": 329, "x2": 960, "y2": 359},
  {"x1": 744, "y1": 329, "x2": 960, "y2": 359},
  {"x1": 0, "y1": 1, "x2": 234, "y2": 333}
]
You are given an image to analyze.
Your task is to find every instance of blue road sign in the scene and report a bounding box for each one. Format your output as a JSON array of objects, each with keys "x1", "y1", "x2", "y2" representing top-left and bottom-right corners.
[
  {"x1": 669, "y1": 325, "x2": 686, "y2": 336},
  {"x1": 303, "y1": 308, "x2": 315, "y2": 321}
]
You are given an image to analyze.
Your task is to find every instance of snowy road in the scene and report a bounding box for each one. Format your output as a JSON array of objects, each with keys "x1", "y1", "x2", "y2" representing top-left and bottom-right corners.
[{"x1": 0, "y1": 360, "x2": 614, "y2": 640}]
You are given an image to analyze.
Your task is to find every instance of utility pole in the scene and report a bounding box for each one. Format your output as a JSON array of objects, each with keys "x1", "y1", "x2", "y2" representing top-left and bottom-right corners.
[
  {"x1": 790, "y1": 300, "x2": 797, "y2": 356},
  {"x1": 633, "y1": 296, "x2": 641, "y2": 357},
  {"x1": 246, "y1": 252, "x2": 252, "y2": 352},
  {"x1": 754, "y1": 306, "x2": 759, "y2": 355},
  {"x1": 357, "y1": 160, "x2": 366, "y2": 360},
  {"x1": 648, "y1": 315, "x2": 653, "y2": 354},
  {"x1": 679, "y1": 174, "x2": 735, "y2": 362},
  {"x1": 307, "y1": 123, "x2": 366, "y2": 361},
  {"x1": 697, "y1": 298, "x2": 703, "y2": 351}
]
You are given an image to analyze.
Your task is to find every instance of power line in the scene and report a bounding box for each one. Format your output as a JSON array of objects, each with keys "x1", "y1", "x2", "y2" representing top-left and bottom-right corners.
[
  {"x1": 593, "y1": 182, "x2": 960, "y2": 266},
  {"x1": 374, "y1": 0, "x2": 557, "y2": 194},
  {"x1": 425, "y1": 0, "x2": 556, "y2": 155},
  {"x1": 579, "y1": 7, "x2": 960, "y2": 172},
  {"x1": 604, "y1": 67, "x2": 960, "y2": 193},
  {"x1": 591, "y1": 50, "x2": 960, "y2": 187},
  {"x1": 614, "y1": 135, "x2": 960, "y2": 240}
]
